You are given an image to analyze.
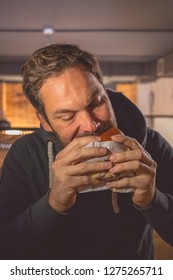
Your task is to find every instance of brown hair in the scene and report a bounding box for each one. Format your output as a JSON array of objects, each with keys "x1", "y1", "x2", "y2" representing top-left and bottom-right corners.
[{"x1": 21, "y1": 44, "x2": 103, "y2": 115}]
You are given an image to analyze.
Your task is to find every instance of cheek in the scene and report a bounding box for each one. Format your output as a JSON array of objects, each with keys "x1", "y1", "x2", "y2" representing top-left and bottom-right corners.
[
  {"x1": 94, "y1": 104, "x2": 112, "y2": 121},
  {"x1": 54, "y1": 122, "x2": 78, "y2": 144}
]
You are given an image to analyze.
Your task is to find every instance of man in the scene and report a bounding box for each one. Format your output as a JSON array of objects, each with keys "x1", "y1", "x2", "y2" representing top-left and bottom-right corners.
[{"x1": 0, "y1": 44, "x2": 173, "y2": 259}]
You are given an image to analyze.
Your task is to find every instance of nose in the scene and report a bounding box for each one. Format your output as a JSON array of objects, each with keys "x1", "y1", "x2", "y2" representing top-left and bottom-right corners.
[{"x1": 78, "y1": 110, "x2": 100, "y2": 133}]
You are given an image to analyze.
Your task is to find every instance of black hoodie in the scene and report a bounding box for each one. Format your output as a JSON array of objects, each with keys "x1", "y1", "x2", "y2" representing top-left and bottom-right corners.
[{"x1": 0, "y1": 90, "x2": 173, "y2": 259}]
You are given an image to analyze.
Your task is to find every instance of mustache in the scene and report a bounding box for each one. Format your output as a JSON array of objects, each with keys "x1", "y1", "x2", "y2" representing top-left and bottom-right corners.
[{"x1": 76, "y1": 124, "x2": 113, "y2": 138}]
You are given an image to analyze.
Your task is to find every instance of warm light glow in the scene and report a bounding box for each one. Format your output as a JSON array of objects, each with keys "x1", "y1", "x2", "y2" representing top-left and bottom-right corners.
[{"x1": 4, "y1": 130, "x2": 23, "y2": 135}]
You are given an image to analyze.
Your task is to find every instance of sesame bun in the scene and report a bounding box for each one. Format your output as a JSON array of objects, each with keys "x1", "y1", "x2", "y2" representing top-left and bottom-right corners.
[{"x1": 100, "y1": 127, "x2": 123, "y2": 141}]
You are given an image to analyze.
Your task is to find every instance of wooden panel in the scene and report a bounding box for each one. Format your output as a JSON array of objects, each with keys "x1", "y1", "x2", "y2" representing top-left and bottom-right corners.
[
  {"x1": 116, "y1": 83, "x2": 137, "y2": 104},
  {"x1": 5, "y1": 82, "x2": 39, "y2": 128},
  {"x1": 0, "y1": 82, "x2": 6, "y2": 111},
  {"x1": 0, "y1": 83, "x2": 2, "y2": 109}
]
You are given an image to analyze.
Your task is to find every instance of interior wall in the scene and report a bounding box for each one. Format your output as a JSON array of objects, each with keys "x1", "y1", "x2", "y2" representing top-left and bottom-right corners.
[{"x1": 137, "y1": 78, "x2": 173, "y2": 146}]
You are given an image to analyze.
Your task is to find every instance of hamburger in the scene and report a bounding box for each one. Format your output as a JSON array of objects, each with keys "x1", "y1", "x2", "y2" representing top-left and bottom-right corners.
[
  {"x1": 90, "y1": 127, "x2": 125, "y2": 182},
  {"x1": 100, "y1": 126, "x2": 123, "y2": 141},
  {"x1": 79, "y1": 127, "x2": 134, "y2": 193}
]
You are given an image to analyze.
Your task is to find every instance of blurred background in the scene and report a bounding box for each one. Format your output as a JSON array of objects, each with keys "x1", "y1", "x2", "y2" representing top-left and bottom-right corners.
[{"x1": 0, "y1": 0, "x2": 173, "y2": 259}]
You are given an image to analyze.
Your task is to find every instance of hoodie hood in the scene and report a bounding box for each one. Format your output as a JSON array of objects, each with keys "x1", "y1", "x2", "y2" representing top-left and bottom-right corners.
[{"x1": 107, "y1": 89, "x2": 147, "y2": 147}]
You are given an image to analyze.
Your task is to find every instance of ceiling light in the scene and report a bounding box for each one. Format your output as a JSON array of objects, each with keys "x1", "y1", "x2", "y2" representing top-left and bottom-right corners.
[{"x1": 42, "y1": 27, "x2": 55, "y2": 35}]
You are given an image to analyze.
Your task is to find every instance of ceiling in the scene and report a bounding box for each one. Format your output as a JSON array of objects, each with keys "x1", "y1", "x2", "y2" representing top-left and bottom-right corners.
[{"x1": 1, "y1": 0, "x2": 173, "y2": 81}]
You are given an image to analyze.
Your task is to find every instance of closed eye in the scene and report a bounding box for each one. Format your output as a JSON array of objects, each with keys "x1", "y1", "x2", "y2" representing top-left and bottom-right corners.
[
  {"x1": 89, "y1": 96, "x2": 105, "y2": 108},
  {"x1": 60, "y1": 113, "x2": 76, "y2": 121}
]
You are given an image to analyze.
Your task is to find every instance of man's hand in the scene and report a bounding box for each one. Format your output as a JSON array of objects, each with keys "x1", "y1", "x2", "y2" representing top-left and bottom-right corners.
[
  {"x1": 49, "y1": 136, "x2": 112, "y2": 213},
  {"x1": 106, "y1": 134, "x2": 157, "y2": 208}
]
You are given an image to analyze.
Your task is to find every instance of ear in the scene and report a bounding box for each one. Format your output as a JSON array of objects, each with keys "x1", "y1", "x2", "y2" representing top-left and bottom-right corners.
[{"x1": 36, "y1": 112, "x2": 53, "y2": 132}]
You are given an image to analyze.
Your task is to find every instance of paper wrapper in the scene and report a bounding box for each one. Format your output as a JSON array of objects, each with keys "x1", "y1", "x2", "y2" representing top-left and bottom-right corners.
[{"x1": 79, "y1": 141, "x2": 134, "y2": 193}]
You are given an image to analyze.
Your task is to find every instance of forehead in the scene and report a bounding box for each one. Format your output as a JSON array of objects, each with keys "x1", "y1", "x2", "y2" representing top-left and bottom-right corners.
[{"x1": 40, "y1": 67, "x2": 104, "y2": 110}]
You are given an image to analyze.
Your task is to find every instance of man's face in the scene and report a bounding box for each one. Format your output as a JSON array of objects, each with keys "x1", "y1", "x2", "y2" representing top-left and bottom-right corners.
[{"x1": 38, "y1": 66, "x2": 117, "y2": 146}]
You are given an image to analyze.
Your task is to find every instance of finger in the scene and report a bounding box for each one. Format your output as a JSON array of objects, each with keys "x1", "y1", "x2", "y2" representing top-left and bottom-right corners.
[
  {"x1": 111, "y1": 135, "x2": 153, "y2": 161},
  {"x1": 105, "y1": 174, "x2": 146, "y2": 192},
  {"x1": 56, "y1": 145, "x2": 109, "y2": 167},
  {"x1": 71, "y1": 135, "x2": 102, "y2": 149},
  {"x1": 111, "y1": 134, "x2": 143, "y2": 151},
  {"x1": 109, "y1": 159, "x2": 154, "y2": 177},
  {"x1": 72, "y1": 146, "x2": 110, "y2": 164},
  {"x1": 109, "y1": 148, "x2": 154, "y2": 167},
  {"x1": 55, "y1": 135, "x2": 101, "y2": 160},
  {"x1": 69, "y1": 175, "x2": 104, "y2": 193},
  {"x1": 106, "y1": 162, "x2": 156, "y2": 189},
  {"x1": 66, "y1": 160, "x2": 113, "y2": 176},
  {"x1": 53, "y1": 172, "x2": 104, "y2": 193},
  {"x1": 106, "y1": 175, "x2": 136, "y2": 189},
  {"x1": 58, "y1": 136, "x2": 101, "y2": 155}
]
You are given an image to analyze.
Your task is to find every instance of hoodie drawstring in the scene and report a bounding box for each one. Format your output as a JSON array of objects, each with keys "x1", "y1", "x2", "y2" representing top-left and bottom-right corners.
[{"x1": 47, "y1": 140, "x2": 54, "y2": 188}]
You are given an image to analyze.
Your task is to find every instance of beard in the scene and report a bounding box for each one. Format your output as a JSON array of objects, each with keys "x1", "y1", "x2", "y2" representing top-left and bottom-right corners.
[{"x1": 51, "y1": 119, "x2": 117, "y2": 147}]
